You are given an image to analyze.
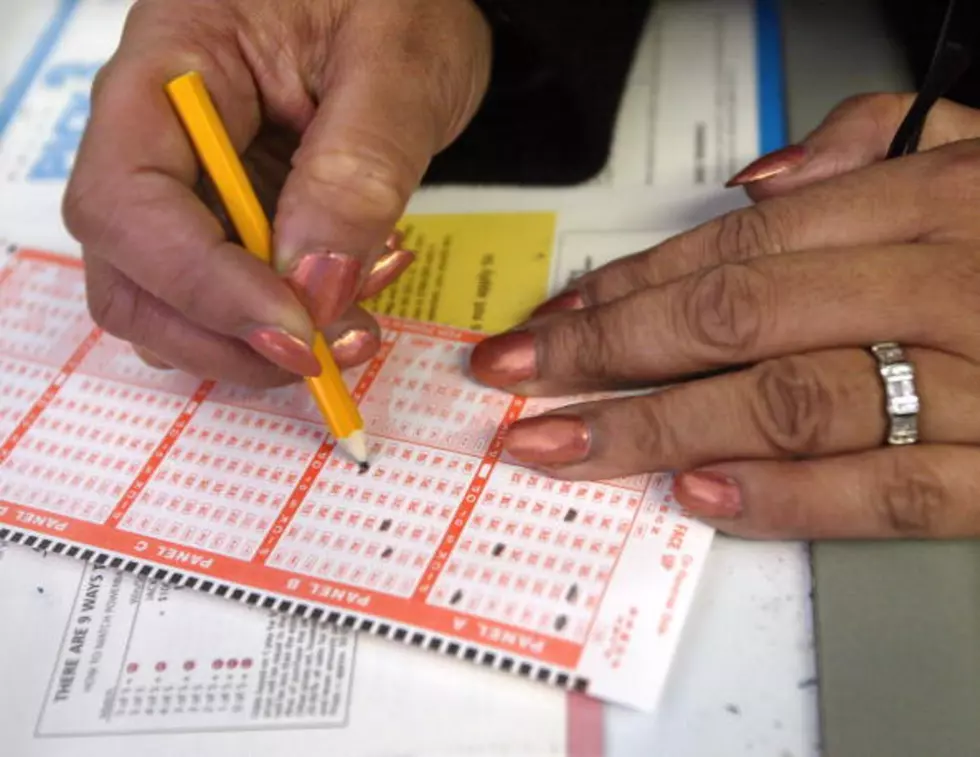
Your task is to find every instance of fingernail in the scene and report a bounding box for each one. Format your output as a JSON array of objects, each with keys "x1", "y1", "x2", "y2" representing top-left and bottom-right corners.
[
  {"x1": 469, "y1": 330, "x2": 537, "y2": 387},
  {"x1": 331, "y1": 329, "x2": 380, "y2": 367},
  {"x1": 359, "y1": 248, "x2": 416, "y2": 300},
  {"x1": 725, "y1": 145, "x2": 808, "y2": 187},
  {"x1": 504, "y1": 415, "x2": 591, "y2": 466},
  {"x1": 530, "y1": 290, "x2": 584, "y2": 318},
  {"x1": 672, "y1": 471, "x2": 743, "y2": 518},
  {"x1": 289, "y1": 252, "x2": 362, "y2": 327},
  {"x1": 386, "y1": 230, "x2": 405, "y2": 251},
  {"x1": 133, "y1": 346, "x2": 172, "y2": 371},
  {"x1": 246, "y1": 326, "x2": 321, "y2": 377}
]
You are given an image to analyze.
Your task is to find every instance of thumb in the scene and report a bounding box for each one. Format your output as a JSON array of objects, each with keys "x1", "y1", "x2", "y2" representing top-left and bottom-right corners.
[
  {"x1": 273, "y1": 5, "x2": 489, "y2": 330},
  {"x1": 727, "y1": 93, "x2": 980, "y2": 199}
]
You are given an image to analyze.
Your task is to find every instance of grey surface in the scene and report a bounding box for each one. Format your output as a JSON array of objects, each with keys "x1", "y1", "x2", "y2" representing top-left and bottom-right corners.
[{"x1": 781, "y1": 2, "x2": 980, "y2": 756}]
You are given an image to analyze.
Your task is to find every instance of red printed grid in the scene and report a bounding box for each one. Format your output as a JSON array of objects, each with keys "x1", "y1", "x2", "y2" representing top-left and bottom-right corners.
[
  {"x1": 268, "y1": 438, "x2": 478, "y2": 598},
  {"x1": 0, "y1": 256, "x2": 93, "y2": 367},
  {"x1": 0, "y1": 251, "x2": 705, "y2": 683},
  {"x1": 427, "y1": 467, "x2": 645, "y2": 646},
  {"x1": 0, "y1": 357, "x2": 58, "y2": 442}
]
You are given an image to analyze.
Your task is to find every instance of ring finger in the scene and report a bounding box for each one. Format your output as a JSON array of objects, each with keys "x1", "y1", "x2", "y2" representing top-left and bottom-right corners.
[{"x1": 501, "y1": 346, "x2": 978, "y2": 481}]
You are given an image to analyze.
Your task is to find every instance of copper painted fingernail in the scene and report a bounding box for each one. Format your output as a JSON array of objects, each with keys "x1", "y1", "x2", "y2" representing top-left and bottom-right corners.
[
  {"x1": 725, "y1": 145, "x2": 807, "y2": 187},
  {"x1": 133, "y1": 346, "x2": 172, "y2": 371},
  {"x1": 504, "y1": 415, "x2": 591, "y2": 466},
  {"x1": 246, "y1": 327, "x2": 321, "y2": 377},
  {"x1": 530, "y1": 290, "x2": 585, "y2": 318},
  {"x1": 289, "y1": 252, "x2": 362, "y2": 327},
  {"x1": 330, "y1": 329, "x2": 380, "y2": 367},
  {"x1": 672, "y1": 471, "x2": 742, "y2": 518},
  {"x1": 386, "y1": 230, "x2": 405, "y2": 251},
  {"x1": 359, "y1": 249, "x2": 416, "y2": 300},
  {"x1": 469, "y1": 330, "x2": 537, "y2": 387}
]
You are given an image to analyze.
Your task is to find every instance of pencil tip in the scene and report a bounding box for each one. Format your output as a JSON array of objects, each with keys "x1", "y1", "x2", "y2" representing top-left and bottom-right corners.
[
  {"x1": 358, "y1": 462, "x2": 370, "y2": 475},
  {"x1": 338, "y1": 430, "x2": 369, "y2": 470}
]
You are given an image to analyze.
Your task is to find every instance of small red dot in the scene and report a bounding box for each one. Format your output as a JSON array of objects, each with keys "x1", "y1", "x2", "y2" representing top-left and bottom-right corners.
[
  {"x1": 241, "y1": 658, "x2": 253, "y2": 670},
  {"x1": 183, "y1": 660, "x2": 196, "y2": 671},
  {"x1": 126, "y1": 663, "x2": 138, "y2": 674},
  {"x1": 212, "y1": 660, "x2": 224, "y2": 670},
  {"x1": 227, "y1": 659, "x2": 239, "y2": 670},
  {"x1": 155, "y1": 662, "x2": 167, "y2": 672}
]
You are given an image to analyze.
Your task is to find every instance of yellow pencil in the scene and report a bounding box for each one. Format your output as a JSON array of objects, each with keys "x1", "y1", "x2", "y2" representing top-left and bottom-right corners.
[{"x1": 165, "y1": 71, "x2": 369, "y2": 470}]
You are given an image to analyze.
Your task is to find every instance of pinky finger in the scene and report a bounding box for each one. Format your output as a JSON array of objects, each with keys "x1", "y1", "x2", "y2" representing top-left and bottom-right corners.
[{"x1": 672, "y1": 445, "x2": 980, "y2": 540}]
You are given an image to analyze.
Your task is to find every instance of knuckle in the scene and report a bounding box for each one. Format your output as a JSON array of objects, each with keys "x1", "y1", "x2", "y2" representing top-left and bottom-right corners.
[
  {"x1": 876, "y1": 457, "x2": 949, "y2": 537},
  {"x1": 295, "y1": 142, "x2": 412, "y2": 228},
  {"x1": 709, "y1": 206, "x2": 785, "y2": 264},
  {"x1": 88, "y1": 61, "x2": 114, "y2": 102},
  {"x1": 750, "y1": 356, "x2": 833, "y2": 456},
  {"x1": 937, "y1": 246, "x2": 980, "y2": 321},
  {"x1": 628, "y1": 398, "x2": 677, "y2": 464},
  {"x1": 926, "y1": 141, "x2": 980, "y2": 203},
  {"x1": 86, "y1": 268, "x2": 136, "y2": 338},
  {"x1": 154, "y1": 256, "x2": 212, "y2": 321},
  {"x1": 62, "y1": 182, "x2": 102, "y2": 242},
  {"x1": 831, "y1": 93, "x2": 909, "y2": 127},
  {"x1": 678, "y1": 263, "x2": 773, "y2": 356},
  {"x1": 580, "y1": 259, "x2": 648, "y2": 303},
  {"x1": 540, "y1": 308, "x2": 616, "y2": 382}
]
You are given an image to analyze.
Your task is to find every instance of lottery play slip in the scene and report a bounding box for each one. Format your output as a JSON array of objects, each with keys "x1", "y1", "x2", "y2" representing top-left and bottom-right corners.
[{"x1": 0, "y1": 250, "x2": 714, "y2": 711}]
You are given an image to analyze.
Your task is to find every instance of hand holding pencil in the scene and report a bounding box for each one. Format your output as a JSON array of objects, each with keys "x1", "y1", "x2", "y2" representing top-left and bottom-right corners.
[
  {"x1": 61, "y1": 0, "x2": 491, "y2": 388},
  {"x1": 164, "y1": 72, "x2": 371, "y2": 468}
]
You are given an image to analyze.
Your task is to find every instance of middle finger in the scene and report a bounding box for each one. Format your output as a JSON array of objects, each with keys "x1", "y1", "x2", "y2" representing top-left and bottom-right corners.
[
  {"x1": 470, "y1": 243, "x2": 978, "y2": 395},
  {"x1": 499, "y1": 346, "x2": 978, "y2": 481}
]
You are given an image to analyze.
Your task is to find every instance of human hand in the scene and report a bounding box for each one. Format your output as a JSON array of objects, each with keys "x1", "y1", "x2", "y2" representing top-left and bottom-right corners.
[
  {"x1": 63, "y1": 0, "x2": 491, "y2": 385},
  {"x1": 469, "y1": 94, "x2": 980, "y2": 540}
]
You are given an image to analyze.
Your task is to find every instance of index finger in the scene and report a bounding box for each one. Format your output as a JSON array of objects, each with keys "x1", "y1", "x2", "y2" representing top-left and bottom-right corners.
[
  {"x1": 542, "y1": 140, "x2": 980, "y2": 312},
  {"x1": 64, "y1": 8, "x2": 315, "y2": 347}
]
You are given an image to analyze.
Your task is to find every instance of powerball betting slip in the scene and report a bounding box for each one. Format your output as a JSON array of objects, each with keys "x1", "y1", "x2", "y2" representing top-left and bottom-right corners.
[{"x1": 0, "y1": 251, "x2": 714, "y2": 711}]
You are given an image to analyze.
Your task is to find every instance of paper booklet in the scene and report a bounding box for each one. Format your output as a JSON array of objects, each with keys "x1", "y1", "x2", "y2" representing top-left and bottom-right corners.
[{"x1": 0, "y1": 249, "x2": 713, "y2": 711}]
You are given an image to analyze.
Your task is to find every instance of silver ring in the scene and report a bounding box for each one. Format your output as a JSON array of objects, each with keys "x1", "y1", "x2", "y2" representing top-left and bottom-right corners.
[{"x1": 869, "y1": 342, "x2": 920, "y2": 445}]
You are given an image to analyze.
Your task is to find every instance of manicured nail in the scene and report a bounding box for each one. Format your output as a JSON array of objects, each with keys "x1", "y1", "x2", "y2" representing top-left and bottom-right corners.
[
  {"x1": 530, "y1": 290, "x2": 584, "y2": 318},
  {"x1": 386, "y1": 230, "x2": 404, "y2": 251},
  {"x1": 672, "y1": 471, "x2": 743, "y2": 518},
  {"x1": 359, "y1": 248, "x2": 416, "y2": 300},
  {"x1": 246, "y1": 326, "x2": 321, "y2": 377},
  {"x1": 725, "y1": 145, "x2": 807, "y2": 187},
  {"x1": 504, "y1": 415, "x2": 591, "y2": 466},
  {"x1": 132, "y1": 345, "x2": 172, "y2": 370},
  {"x1": 288, "y1": 252, "x2": 362, "y2": 327},
  {"x1": 330, "y1": 329, "x2": 380, "y2": 367},
  {"x1": 469, "y1": 330, "x2": 537, "y2": 387}
]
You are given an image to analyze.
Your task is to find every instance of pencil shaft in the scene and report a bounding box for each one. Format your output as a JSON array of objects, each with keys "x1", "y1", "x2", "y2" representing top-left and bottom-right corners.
[{"x1": 164, "y1": 71, "x2": 367, "y2": 459}]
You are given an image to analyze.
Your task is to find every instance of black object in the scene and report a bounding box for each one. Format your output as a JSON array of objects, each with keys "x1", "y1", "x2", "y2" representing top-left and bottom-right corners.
[{"x1": 886, "y1": 0, "x2": 976, "y2": 158}]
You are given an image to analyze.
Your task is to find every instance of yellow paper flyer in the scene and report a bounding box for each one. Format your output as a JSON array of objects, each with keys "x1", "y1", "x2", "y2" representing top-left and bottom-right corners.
[{"x1": 363, "y1": 212, "x2": 555, "y2": 333}]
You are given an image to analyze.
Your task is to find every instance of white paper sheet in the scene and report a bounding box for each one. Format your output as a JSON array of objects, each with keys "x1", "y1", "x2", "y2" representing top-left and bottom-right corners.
[{"x1": 1, "y1": 541, "x2": 594, "y2": 757}]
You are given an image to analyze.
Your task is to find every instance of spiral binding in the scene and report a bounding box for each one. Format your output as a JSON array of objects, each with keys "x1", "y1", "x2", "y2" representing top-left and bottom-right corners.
[{"x1": 0, "y1": 526, "x2": 591, "y2": 694}]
